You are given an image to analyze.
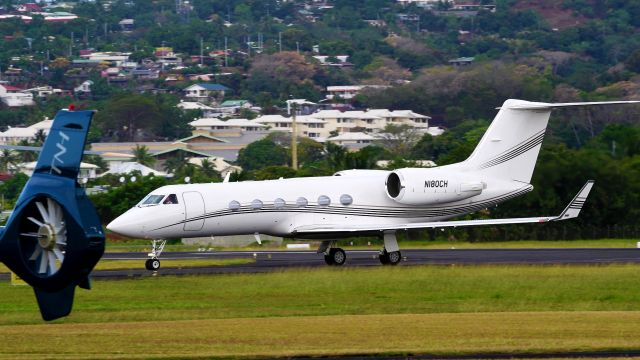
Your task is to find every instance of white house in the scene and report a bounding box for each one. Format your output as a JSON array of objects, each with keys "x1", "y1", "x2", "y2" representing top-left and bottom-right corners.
[
  {"x1": 16, "y1": 161, "x2": 98, "y2": 179},
  {"x1": 74, "y1": 80, "x2": 94, "y2": 95},
  {"x1": 183, "y1": 84, "x2": 231, "y2": 103},
  {"x1": 0, "y1": 118, "x2": 52, "y2": 144},
  {"x1": 188, "y1": 157, "x2": 242, "y2": 178},
  {"x1": 325, "y1": 85, "x2": 390, "y2": 100},
  {"x1": 101, "y1": 162, "x2": 168, "y2": 177},
  {"x1": 252, "y1": 115, "x2": 329, "y2": 139},
  {"x1": 325, "y1": 132, "x2": 378, "y2": 146},
  {"x1": 309, "y1": 108, "x2": 433, "y2": 135},
  {"x1": 189, "y1": 118, "x2": 267, "y2": 132},
  {"x1": 0, "y1": 84, "x2": 34, "y2": 107},
  {"x1": 81, "y1": 52, "x2": 131, "y2": 65}
]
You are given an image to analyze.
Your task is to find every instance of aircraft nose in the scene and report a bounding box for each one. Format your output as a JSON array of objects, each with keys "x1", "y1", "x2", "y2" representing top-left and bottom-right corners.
[{"x1": 106, "y1": 215, "x2": 144, "y2": 238}]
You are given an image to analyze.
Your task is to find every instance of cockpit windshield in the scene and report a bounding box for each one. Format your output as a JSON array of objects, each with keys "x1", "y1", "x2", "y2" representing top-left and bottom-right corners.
[{"x1": 139, "y1": 194, "x2": 165, "y2": 206}]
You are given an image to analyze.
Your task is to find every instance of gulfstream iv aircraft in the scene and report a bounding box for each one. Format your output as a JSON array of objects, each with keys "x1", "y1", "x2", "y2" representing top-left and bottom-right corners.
[{"x1": 107, "y1": 99, "x2": 637, "y2": 270}]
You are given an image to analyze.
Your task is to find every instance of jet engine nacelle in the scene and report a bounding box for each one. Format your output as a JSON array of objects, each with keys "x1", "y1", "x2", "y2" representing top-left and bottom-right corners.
[{"x1": 385, "y1": 168, "x2": 484, "y2": 205}]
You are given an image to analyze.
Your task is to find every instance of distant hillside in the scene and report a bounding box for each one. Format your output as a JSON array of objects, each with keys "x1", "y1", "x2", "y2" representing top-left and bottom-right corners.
[{"x1": 512, "y1": 0, "x2": 587, "y2": 29}]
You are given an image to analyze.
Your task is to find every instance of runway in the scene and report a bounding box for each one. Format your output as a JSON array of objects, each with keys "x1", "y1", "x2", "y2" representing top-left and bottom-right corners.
[{"x1": 95, "y1": 248, "x2": 640, "y2": 279}]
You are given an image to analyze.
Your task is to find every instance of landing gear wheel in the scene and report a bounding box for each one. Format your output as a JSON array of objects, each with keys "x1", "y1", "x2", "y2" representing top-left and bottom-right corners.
[
  {"x1": 387, "y1": 251, "x2": 401, "y2": 265},
  {"x1": 329, "y1": 248, "x2": 346, "y2": 266},
  {"x1": 379, "y1": 250, "x2": 401, "y2": 265},
  {"x1": 146, "y1": 258, "x2": 160, "y2": 271},
  {"x1": 324, "y1": 254, "x2": 335, "y2": 265},
  {"x1": 378, "y1": 252, "x2": 389, "y2": 265}
]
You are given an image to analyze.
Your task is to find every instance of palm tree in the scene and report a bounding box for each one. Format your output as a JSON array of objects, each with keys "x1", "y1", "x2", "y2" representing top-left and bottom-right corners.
[
  {"x1": 33, "y1": 129, "x2": 47, "y2": 146},
  {"x1": 17, "y1": 140, "x2": 37, "y2": 162},
  {"x1": 132, "y1": 145, "x2": 156, "y2": 167},
  {"x1": 163, "y1": 152, "x2": 187, "y2": 175},
  {"x1": 199, "y1": 158, "x2": 219, "y2": 179},
  {"x1": 0, "y1": 149, "x2": 18, "y2": 173}
]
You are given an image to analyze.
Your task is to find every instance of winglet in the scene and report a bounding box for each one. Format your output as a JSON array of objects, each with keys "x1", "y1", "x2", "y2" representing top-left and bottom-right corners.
[{"x1": 553, "y1": 180, "x2": 595, "y2": 221}]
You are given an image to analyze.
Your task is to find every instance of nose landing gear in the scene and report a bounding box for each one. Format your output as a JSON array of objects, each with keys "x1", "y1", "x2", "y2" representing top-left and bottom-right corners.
[{"x1": 145, "y1": 239, "x2": 166, "y2": 271}]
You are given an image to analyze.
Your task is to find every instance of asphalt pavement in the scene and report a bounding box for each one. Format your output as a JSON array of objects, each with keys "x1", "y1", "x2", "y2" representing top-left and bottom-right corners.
[{"x1": 95, "y1": 248, "x2": 640, "y2": 279}]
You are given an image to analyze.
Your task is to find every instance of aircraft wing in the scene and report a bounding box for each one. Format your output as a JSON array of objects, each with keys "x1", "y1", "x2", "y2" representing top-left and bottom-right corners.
[{"x1": 293, "y1": 181, "x2": 594, "y2": 234}]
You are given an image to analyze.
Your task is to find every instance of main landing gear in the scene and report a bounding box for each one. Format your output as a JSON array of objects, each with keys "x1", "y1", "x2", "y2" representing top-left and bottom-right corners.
[
  {"x1": 379, "y1": 231, "x2": 401, "y2": 266},
  {"x1": 316, "y1": 231, "x2": 403, "y2": 266},
  {"x1": 318, "y1": 241, "x2": 346, "y2": 266},
  {"x1": 145, "y1": 239, "x2": 166, "y2": 271}
]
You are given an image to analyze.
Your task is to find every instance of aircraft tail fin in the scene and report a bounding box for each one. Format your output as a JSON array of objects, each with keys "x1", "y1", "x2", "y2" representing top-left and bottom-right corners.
[
  {"x1": 33, "y1": 110, "x2": 94, "y2": 179},
  {"x1": 462, "y1": 99, "x2": 639, "y2": 183},
  {"x1": 0, "y1": 109, "x2": 105, "y2": 321}
]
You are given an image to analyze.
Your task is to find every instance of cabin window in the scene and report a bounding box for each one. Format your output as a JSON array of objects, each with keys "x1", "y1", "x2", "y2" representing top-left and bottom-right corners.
[
  {"x1": 163, "y1": 194, "x2": 178, "y2": 204},
  {"x1": 340, "y1": 194, "x2": 353, "y2": 205},
  {"x1": 318, "y1": 195, "x2": 331, "y2": 206},
  {"x1": 251, "y1": 199, "x2": 263, "y2": 210},
  {"x1": 296, "y1": 197, "x2": 308, "y2": 207},
  {"x1": 274, "y1": 198, "x2": 286, "y2": 209},
  {"x1": 229, "y1": 200, "x2": 241, "y2": 211},
  {"x1": 140, "y1": 194, "x2": 164, "y2": 206}
]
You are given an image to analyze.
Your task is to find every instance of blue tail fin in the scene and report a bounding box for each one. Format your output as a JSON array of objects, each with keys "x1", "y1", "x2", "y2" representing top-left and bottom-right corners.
[
  {"x1": 0, "y1": 109, "x2": 105, "y2": 321},
  {"x1": 33, "y1": 110, "x2": 94, "y2": 179}
]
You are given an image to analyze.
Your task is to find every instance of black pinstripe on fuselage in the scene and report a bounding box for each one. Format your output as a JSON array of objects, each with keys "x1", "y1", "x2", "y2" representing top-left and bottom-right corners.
[{"x1": 150, "y1": 186, "x2": 532, "y2": 232}]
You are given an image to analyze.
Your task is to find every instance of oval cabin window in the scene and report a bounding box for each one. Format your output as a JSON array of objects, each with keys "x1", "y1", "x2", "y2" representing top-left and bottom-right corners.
[
  {"x1": 251, "y1": 199, "x2": 263, "y2": 210},
  {"x1": 274, "y1": 198, "x2": 286, "y2": 209},
  {"x1": 340, "y1": 194, "x2": 353, "y2": 205},
  {"x1": 318, "y1": 195, "x2": 331, "y2": 206},
  {"x1": 229, "y1": 200, "x2": 240, "y2": 211}
]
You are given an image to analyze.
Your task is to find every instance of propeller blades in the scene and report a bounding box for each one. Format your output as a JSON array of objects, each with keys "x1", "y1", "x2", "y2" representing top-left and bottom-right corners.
[{"x1": 23, "y1": 200, "x2": 67, "y2": 276}]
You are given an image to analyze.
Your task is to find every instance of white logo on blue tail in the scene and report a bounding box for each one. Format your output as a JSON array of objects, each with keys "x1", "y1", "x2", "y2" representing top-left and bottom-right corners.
[{"x1": 50, "y1": 132, "x2": 70, "y2": 175}]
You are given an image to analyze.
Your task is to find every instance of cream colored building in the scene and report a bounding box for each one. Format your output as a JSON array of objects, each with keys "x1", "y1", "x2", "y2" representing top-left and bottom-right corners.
[
  {"x1": 251, "y1": 115, "x2": 330, "y2": 139},
  {"x1": 0, "y1": 119, "x2": 52, "y2": 144},
  {"x1": 190, "y1": 118, "x2": 267, "y2": 132},
  {"x1": 309, "y1": 109, "x2": 431, "y2": 135}
]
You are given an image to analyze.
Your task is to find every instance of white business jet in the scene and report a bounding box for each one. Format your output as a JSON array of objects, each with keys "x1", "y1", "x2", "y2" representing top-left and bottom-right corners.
[{"x1": 107, "y1": 99, "x2": 637, "y2": 270}]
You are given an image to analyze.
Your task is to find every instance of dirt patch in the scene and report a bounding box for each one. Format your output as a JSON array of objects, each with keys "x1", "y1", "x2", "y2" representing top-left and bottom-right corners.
[{"x1": 512, "y1": 0, "x2": 588, "y2": 30}]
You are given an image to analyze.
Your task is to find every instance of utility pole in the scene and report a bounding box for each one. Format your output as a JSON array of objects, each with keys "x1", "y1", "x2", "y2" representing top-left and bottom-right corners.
[
  {"x1": 200, "y1": 37, "x2": 203, "y2": 66},
  {"x1": 296, "y1": 41, "x2": 299, "y2": 54},
  {"x1": 69, "y1": 32, "x2": 74, "y2": 57},
  {"x1": 289, "y1": 99, "x2": 298, "y2": 170},
  {"x1": 278, "y1": 32, "x2": 282, "y2": 52},
  {"x1": 224, "y1": 37, "x2": 228, "y2": 67}
]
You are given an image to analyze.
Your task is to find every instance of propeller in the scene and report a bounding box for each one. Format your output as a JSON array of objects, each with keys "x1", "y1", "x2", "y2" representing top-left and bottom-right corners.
[{"x1": 19, "y1": 198, "x2": 67, "y2": 277}]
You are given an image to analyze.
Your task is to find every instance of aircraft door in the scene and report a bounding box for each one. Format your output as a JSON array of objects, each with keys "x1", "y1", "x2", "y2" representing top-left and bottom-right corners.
[{"x1": 182, "y1": 191, "x2": 205, "y2": 231}]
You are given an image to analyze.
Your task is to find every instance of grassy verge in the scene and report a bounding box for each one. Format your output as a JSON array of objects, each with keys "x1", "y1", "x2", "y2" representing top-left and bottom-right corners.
[
  {"x1": 2, "y1": 265, "x2": 640, "y2": 358},
  {"x1": 2, "y1": 265, "x2": 640, "y2": 324},
  {"x1": 1, "y1": 312, "x2": 640, "y2": 359}
]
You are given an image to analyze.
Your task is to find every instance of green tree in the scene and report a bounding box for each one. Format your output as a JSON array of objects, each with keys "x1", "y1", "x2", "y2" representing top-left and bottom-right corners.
[
  {"x1": 132, "y1": 145, "x2": 156, "y2": 167},
  {"x1": 0, "y1": 150, "x2": 18, "y2": 173},
  {"x1": 237, "y1": 138, "x2": 289, "y2": 171}
]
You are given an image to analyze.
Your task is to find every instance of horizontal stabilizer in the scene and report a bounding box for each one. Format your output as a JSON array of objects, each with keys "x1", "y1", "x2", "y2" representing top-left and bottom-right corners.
[
  {"x1": 554, "y1": 180, "x2": 594, "y2": 220},
  {"x1": 34, "y1": 284, "x2": 76, "y2": 321},
  {"x1": 293, "y1": 181, "x2": 595, "y2": 234}
]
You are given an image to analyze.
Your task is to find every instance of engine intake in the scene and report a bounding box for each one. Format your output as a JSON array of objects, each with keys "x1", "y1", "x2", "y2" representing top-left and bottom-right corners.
[{"x1": 385, "y1": 168, "x2": 484, "y2": 205}]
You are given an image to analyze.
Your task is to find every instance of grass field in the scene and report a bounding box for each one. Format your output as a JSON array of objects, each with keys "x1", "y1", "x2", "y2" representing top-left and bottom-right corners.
[
  {"x1": 0, "y1": 258, "x2": 254, "y2": 274},
  {"x1": 1, "y1": 265, "x2": 640, "y2": 359}
]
